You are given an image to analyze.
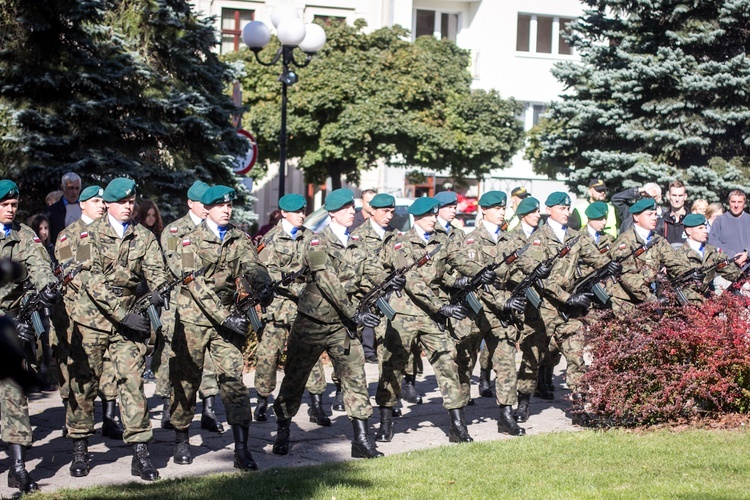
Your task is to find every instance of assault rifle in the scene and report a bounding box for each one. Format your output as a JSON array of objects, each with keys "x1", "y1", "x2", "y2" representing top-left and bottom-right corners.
[
  {"x1": 129, "y1": 267, "x2": 205, "y2": 334},
  {"x1": 233, "y1": 266, "x2": 309, "y2": 333},
  {"x1": 357, "y1": 244, "x2": 442, "y2": 321},
  {"x1": 669, "y1": 253, "x2": 744, "y2": 306}
]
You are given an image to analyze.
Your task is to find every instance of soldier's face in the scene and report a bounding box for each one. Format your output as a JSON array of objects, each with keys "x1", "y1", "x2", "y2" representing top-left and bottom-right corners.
[
  {"x1": 415, "y1": 213, "x2": 437, "y2": 233},
  {"x1": 207, "y1": 202, "x2": 233, "y2": 226},
  {"x1": 728, "y1": 194, "x2": 746, "y2": 216},
  {"x1": 0, "y1": 198, "x2": 18, "y2": 225},
  {"x1": 81, "y1": 197, "x2": 105, "y2": 220},
  {"x1": 633, "y1": 210, "x2": 658, "y2": 230},
  {"x1": 187, "y1": 200, "x2": 208, "y2": 220},
  {"x1": 282, "y1": 209, "x2": 305, "y2": 228},
  {"x1": 438, "y1": 204, "x2": 457, "y2": 222},
  {"x1": 686, "y1": 224, "x2": 708, "y2": 243},
  {"x1": 521, "y1": 210, "x2": 541, "y2": 227},
  {"x1": 371, "y1": 207, "x2": 394, "y2": 228},
  {"x1": 482, "y1": 205, "x2": 505, "y2": 226},
  {"x1": 330, "y1": 203, "x2": 355, "y2": 228},
  {"x1": 588, "y1": 218, "x2": 606, "y2": 233},
  {"x1": 548, "y1": 205, "x2": 570, "y2": 225},
  {"x1": 106, "y1": 195, "x2": 135, "y2": 222}
]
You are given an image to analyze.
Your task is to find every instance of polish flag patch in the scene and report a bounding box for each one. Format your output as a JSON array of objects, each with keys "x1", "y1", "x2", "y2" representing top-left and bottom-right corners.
[
  {"x1": 170, "y1": 226, "x2": 178, "y2": 234},
  {"x1": 80, "y1": 232, "x2": 89, "y2": 239},
  {"x1": 33, "y1": 237, "x2": 41, "y2": 243},
  {"x1": 60, "y1": 235, "x2": 67, "y2": 242},
  {"x1": 532, "y1": 239, "x2": 541, "y2": 246},
  {"x1": 182, "y1": 239, "x2": 191, "y2": 246},
  {"x1": 310, "y1": 239, "x2": 320, "y2": 246},
  {"x1": 351, "y1": 235, "x2": 360, "y2": 241},
  {"x1": 466, "y1": 238, "x2": 475, "y2": 245},
  {"x1": 619, "y1": 243, "x2": 627, "y2": 250}
]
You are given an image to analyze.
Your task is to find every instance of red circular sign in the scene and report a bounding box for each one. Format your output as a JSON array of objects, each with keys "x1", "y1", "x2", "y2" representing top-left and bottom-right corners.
[{"x1": 233, "y1": 129, "x2": 258, "y2": 175}]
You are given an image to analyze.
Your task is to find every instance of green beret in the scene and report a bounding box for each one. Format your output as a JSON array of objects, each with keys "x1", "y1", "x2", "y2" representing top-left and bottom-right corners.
[
  {"x1": 370, "y1": 193, "x2": 395, "y2": 209},
  {"x1": 0, "y1": 180, "x2": 19, "y2": 201},
  {"x1": 201, "y1": 185, "x2": 236, "y2": 206},
  {"x1": 585, "y1": 201, "x2": 608, "y2": 220},
  {"x1": 545, "y1": 192, "x2": 572, "y2": 207},
  {"x1": 683, "y1": 213, "x2": 707, "y2": 227},
  {"x1": 630, "y1": 198, "x2": 658, "y2": 214},
  {"x1": 478, "y1": 191, "x2": 507, "y2": 208},
  {"x1": 79, "y1": 185, "x2": 104, "y2": 202},
  {"x1": 434, "y1": 191, "x2": 458, "y2": 207},
  {"x1": 103, "y1": 178, "x2": 136, "y2": 202},
  {"x1": 408, "y1": 197, "x2": 439, "y2": 216},
  {"x1": 187, "y1": 181, "x2": 210, "y2": 201},
  {"x1": 279, "y1": 193, "x2": 306, "y2": 212},
  {"x1": 516, "y1": 197, "x2": 540, "y2": 216},
  {"x1": 324, "y1": 188, "x2": 355, "y2": 212}
]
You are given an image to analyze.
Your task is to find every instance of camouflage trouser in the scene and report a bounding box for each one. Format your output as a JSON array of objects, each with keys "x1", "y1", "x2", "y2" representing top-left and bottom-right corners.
[
  {"x1": 170, "y1": 322, "x2": 250, "y2": 430},
  {"x1": 254, "y1": 319, "x2": 327, "y2": 397},
  {"x1": 475, "y1": 313, "x2": 521, "y2": 406},
  {"x1": 478, "y1": 341, "x2": 492, "y2": 371},
  {"x1": 376, "y1": 313, "x2": 468, "y2": 409},
  {"x1": 539, "y1": 305, "x2": 586, "y2": 392},
  {"x1": 454, "y1": 332, "x2": 482, "y2": 402},
  {"x1": 67, "y1": 323, "x2": 152, "y2": 443},
  {"x1": 517, "y1": 306, "x2": 547, "y2": 395},
  {"x1": 274, "y1": 314, "x2": 372, "y2": 421},
  {"x1": 0, "y1": 379, "x2": 32, "y2": 446},
  {"x1": 403, "y1": 343, "x2": 423, "y2": 377},
  {"x1": 155, "y1": 336, "x2": 219, "y2": 399}
]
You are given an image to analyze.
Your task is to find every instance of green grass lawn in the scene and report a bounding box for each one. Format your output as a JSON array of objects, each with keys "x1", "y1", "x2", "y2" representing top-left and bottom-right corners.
[{"x1": 44, "y1": 429, "x2": 750, "y2": 499}]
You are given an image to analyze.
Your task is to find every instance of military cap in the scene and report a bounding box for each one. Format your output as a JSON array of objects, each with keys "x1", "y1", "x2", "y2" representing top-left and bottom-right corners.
[
  {"x1": 433, "y1": 191, "x2": 458, "y2": 207},
  {"x1": 408, "y1": 197, "x2": 439, "y2": 216},
  {"x1": 683, "y1": 213, "x2": 707, "y2": 227},
  {"x1": 545, "y1": 192, "x2": 572, "y2": 207},
  {"x1": 325, "y1": 188, "x2": 355, "y2": 212},
  {"x1": 0, "y1": 180, "x2": 20, "y2": 201},
  {"x1": 187, "y1": 181, "x2": 210, "y2": 201},
  {"x1": 630, "y1": 198, "x2": 658, "y2": 214},
  {"x1": 279, "y1": 193, "x2": 306, "y2": 212},
  {"x1": 478, "y1": 191, "x2": 507, "y2": 208},
  {"x1": 585, "y1": 201, "x2": 609, "y2": 220},
  {"x1": 201, "y1": 185, "x2": 236, "y2": 206},
  {"x1": 79, "y1": 185, "x2": 104, "y2": 202},
  {"x1": 103, "y1": 178, "x2": 136, "y2": 202},
  {"x1": 516, "y1": 197, "x2": 540, "y2": 216},
  {"x1": 370, "y1": 193, "x2": 395, "y2": 209},
  {"x1": 589, "y1": 179, "x2": 608, "y2": 192},
  {"x1": 511, "y1": 186, "x2": 530, "y2": 198}
]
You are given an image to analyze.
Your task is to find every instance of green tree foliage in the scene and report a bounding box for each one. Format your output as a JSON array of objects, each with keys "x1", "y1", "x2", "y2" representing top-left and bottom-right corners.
[
  {"x1": 0, "y1": 0, "x2": 248, "y2": 220},
  {"x1": 526, "y1": 0, "x2": 750, "y2": 201},
  {"x1": 226, "y1": 20, "x2": 524, "y2": 190}
]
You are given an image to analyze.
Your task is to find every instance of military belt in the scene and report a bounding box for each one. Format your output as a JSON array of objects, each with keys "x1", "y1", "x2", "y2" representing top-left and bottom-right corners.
[{"x1": 106, "y1": 285, "x2": 135, "y2": 297}]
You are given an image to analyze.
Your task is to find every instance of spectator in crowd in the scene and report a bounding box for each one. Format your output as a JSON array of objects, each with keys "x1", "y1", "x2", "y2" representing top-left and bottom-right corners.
[
  {"x1": 502, "y1": 186, "x2": 530, "y2": 232},
  {"x1": 136, "y1": 199, "x2": 164, "y2": 241},
  {"x1": 27, "y1": 214, "x2": 54, "y2": 263},
  {"x1": 661, "y1": 180, "x2": 689, "y2": 246},
  {"x1": 708, "y1": 190, "x2": 750, "y2": 257},
  {"x1": 691, "y1": 199, "x2": 708, "y2": 215},
  {"x1": 612, "y1": 182, "x2": 664, "y2": 235},
  {"x1": 705, "y1": 202, "x2": 724, "y2": 233},
  {"x1": 44, "y1": 172, "x2": 82, "y2": 244},
  {"x1": 253, "y1": 209, "x2": 282, "y2": 244},
  {"x1": 351, "y1": 188, "x2": 377, "y2": 230},
  {"x1": 46, "y1": 191, "x2": 63, "y2": 206}
]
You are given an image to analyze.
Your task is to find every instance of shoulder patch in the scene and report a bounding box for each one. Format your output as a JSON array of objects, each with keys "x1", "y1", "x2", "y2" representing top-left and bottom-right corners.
[
  {"x1": 33, "y1": 236, "x2": 41, "y2": 243},
  {"x1": 170, "y1": 226, "x2": 178, "y2": 234},
  {"x1": 351, "y1": 235, "x2": 360, "y2": 241},
  {"x1": 532, "y1": 239, "x2": 541, "y2": 246},
  {"x1": 397, "y1": 231, "x2": 404, "y2": 236},
  {"x1": 182, "y1": 239, "x2": 191, "y2": 246},
  {"x1": 80, "y1": 231, "x2": 89, "y2": 239},
  {"x1": 466, "y1": 238, "x2": 475, "y2": 244},
  {"x1": 310, "y1": 239, "x2": 320, "y2": 246},
  {"x1": 394, "y1": 242, "x2": 403, "y2": 250},
  {"x1": 619, "y1": 243, "x2": 627, "y2": 250},
  {"x1": 60, "y1": 235, "x2": 67, "y2": 243}
]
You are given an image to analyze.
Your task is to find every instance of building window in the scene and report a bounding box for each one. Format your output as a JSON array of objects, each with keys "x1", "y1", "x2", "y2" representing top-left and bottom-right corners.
[
  {"x1": 313, "y1": 15, "x2": 346, "y2": 25},
  {"x1": 221, "y1": 9, "x2": 254, "y2": 54},
  {"x1": 415, "y1": 9, "x2": 458, "y2": 41},
  {"x1": 516, "y1": 14, "x2": 575, "y2": 55}
]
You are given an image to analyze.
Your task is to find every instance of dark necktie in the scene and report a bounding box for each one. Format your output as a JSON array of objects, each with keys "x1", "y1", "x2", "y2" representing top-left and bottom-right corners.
[
  {"x1": 2, "y1": 224, "x2": 10, "y2": 237},
  {"x1": 595, "y1": 232, "x2": 600, "y2": 244},
  {"x1": 122, "y1": 222, "x2": 129, "y2": 232},
  {"x1": 218, "y1": 225, "x2": 227, "y2": 241},
  {"x1": 290, "y1": 227, "x2": 298, "y2": 237}
]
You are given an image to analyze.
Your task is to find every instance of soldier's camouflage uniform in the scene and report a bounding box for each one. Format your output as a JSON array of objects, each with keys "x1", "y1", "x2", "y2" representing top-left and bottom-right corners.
[
  {"x1": 171, "y1": 222, "x2": 271, "y2": 430},
  {"x1": 55, "y1": 218, "x2": 118, "y2": 405},
  {"x1": 256, "y1": 221, "x2": 326, "y2": 398},
  {"x1": 671, "y1": 242, "x2": 741, "y2": 304},
  {"x1": 158, "y1": 213, "x2": 220, "y2": 400},
  {"x1": 0, "y1": 223, "x2": 56, "y2": 447},
  {"x1": 72, "y1": 218, "x2": 169, "y2": 443},
  {"x1": 274, "y1": 225, "x2": 384, "y2": 421}
]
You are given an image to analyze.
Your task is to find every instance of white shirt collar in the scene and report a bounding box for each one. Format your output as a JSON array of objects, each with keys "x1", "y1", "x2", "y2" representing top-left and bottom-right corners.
[
  {"x1": 369, "y1": 218, "x2": 386, "y2": 239},
  {"x1": 81, "y1": 214, "x2": 94, "y2": 225},
  {"x1": 414, "y1": 225, "x2": 432, "y2": 243},
  {"x1": 521, "y1": 221, "x2": 536, "y2": 238},
  {"x1": 634, "y1": 224, "x2": 652, "y2": 243},
  {"x1": 329, "y1": 220, "x2": 350, "y2": 247},
  {"x1": 437, "y1": 216, "x2": 451, "y2": 233},
  {"x1": 547, "y1": 217, "x2": 567, "y2": 243},
  {"x1": 482, "y1": 220, "x2": 500, "y2": 243},
  {"x1": 688, "y1": 238, "x2": 704, "y2": 256},
  {"x1": 108, "y1": 214, "x2": 126, "y2": 238},
  {"x1": 205, "y1": 217, "x2": 222, "y2": 240},
  {"x1": 282, "y1": 219, "x2": 301, "y2": 239},
  {"x1": 188, "y1": 211, "x2": 203, "y2": 227},
  {"x1": 587, "y1": 225, "x2": 599, "y2": 240}
]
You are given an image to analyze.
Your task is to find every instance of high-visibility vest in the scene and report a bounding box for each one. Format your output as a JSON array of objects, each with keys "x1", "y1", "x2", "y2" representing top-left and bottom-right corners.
[{"x1": 572, "y1": 199, "x2": 618, "y2": 237}]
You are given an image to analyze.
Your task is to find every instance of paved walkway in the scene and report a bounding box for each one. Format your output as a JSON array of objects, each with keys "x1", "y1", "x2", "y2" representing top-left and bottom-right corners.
[{"x1": 0, "y1": 360, "x2": 577, "y2": 497}]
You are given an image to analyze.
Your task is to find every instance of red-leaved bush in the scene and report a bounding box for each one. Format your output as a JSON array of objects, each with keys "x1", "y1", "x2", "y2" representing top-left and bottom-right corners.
[{"x1": 578, "y1": 286, "x2": 750, "y2": 427}]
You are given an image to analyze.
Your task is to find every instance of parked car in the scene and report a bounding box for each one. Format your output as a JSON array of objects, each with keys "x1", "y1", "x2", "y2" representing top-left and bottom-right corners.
[{"x1": 303, "y1": 197, "x2": 414, "y2": 233}]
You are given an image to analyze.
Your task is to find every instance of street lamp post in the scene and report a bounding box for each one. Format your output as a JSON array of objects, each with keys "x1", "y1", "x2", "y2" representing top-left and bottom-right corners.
[{"x1": 242, "y1": 7, "x2": 326, "y2": 198}]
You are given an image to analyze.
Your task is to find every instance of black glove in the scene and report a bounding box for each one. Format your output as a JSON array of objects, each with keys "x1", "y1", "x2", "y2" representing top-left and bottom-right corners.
[
  {"x1": 478, "y1": 269, "x2": 496, "y2": 285},
  {"x1": 691, "y1": 270, "x2": 706, "y2": 283},
  {"x1": 605, "y1": 261, "x2": 623, "y2": 276},
  {"x1": 536, "y1": 262, "x2": 553, "y2": 279},
  {"x1": 258, "y1": 287, "x2": 274, "y2": 308},
  {"x1": 453, "y1": 276, "x2": 470, "y2": 289},
  {"x1": 38, "y1": 287, "x2": 59, "y2": 308},
  {"x1": 120, "y1": 313, "x2": 150, "y2": 334},
  {"x1": 656, "y1": 295, "x2": 670, "y2": 307},
  {"x1": 439, "y1": 303, "x2": 469, "y2": 321},
  {"x1": 352, "y1": 311, "x2": 381, "y2": 328},
  {"x1": 389, "y1": 275, "x2": 407, "y2": 292},
  {"x1": 15, "y1": 320, "x2": 35, "y2": 344},
  {"x1": 150, "y1": 290, "x2": 168, "y2": 310},
  {"x1": 566, "y1": 292, "x2": 593, "y2": 311},
  {"x1": 223, "y1": 314, "x2": 250, "y2": 336},
  {"x1": 503, "y1": 295, "x2": 526, "y2": 314}
]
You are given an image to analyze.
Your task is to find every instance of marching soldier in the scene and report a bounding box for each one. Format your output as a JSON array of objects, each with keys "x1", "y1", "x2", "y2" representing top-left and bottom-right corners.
[
  {"x1": 0, "y1": 180, "x2": 57, "y2": 493},
  {"x1": 272, "y1": 188, "x2": 387, "y2": 459},
  {"x1": 170, "y1": 185, "x2": 272, "y2": 470},
  {"x1": 74, "y1": 178, "x2": 169, "y2": 481},
  {"x1": 255, "y1": 193, "x2": 330, "y2": 426},
  {"x1": 158, "y1": 181, "x2": 223, "y2": 433}
]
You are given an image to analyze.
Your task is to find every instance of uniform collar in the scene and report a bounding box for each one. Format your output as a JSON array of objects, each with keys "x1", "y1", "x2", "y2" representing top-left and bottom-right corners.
[
  {"x1": 328, "y1": 220, "x2": 350, "y2": 247},
  {"x1": 521, "y1": 221, "x2": 536, "y2": 239},
  {"x1": 188, "y1": 211, "x2": 203, "y2": 227},
  {"x1": 282, "y1": 219, "x2": 301, "y2": 239},
  {"x1": 368, "y1": 218, "x2": 387, "y2": 239}
]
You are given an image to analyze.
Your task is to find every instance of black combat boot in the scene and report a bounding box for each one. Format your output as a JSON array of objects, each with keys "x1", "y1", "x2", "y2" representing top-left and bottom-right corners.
[
  {"x1": 200, "y1": 395, "x2": 225, "y2": 433},
  {"x1": 62, "y1": 398, "x2": 69, "y2": 437},
  {"x1": 69, "y1": 439, "x2": 90, "y2": 477},
  {"x1": 307, "y1": 393, "x2": 331, "y2": 426},
  {"x1": 232, "y1": 425, "x2": 258, "y2": 471},
  {"x1": 173, "y1": 430, "x2": 192, "y2": 465},
  {"x1": 131, "y1": 443, "x2": 159, "y2": 481},
  {"x1": 351, "y1": 419, "x2": 383, "y2": 459},
  {"x1": 513, "y1": 392, "x2": 531, "y2": 423},
  {"x1": 254, "y1": 395, "x2": 269, "y2": 422},
  {"x1": 392, "y1": 399, "x2": 402, "y2": 418},
  {"x1": 545, "y1": 364, "x2": 555, "y2": 392},
  {"x1": 534, "y1": 367, "x2": 554, "y2": 400},
  {"x1": 375, "y1": 406, "x2": 394, "y2": 442},
  {"x1": 498, "y1": 405, "x2": 526, "y2": 436},
  {"x1": 401, "y1": 374, "x2": 423, "y2": 404},
  {"x1": 161, "y1": 396, "x2": 175, "y2": 429},
  {"x1": 102, "y1": 399, "x2": 125, "y2": 439},
  {"x1": 331, "y1": 383, "x2": 345, "y2": 412},
  {"x1": 448, "y1": 408, "x2": 473, "y2": 443},
  {"x1": 478, "y1": 368, "x2": 493, "y2": 398},
  {"x1": 7, "y1": 444, "x2": 39, "y2": 493},
  {"x1": 272, "y1": 419, "x2": 291, "y2": 455}
]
